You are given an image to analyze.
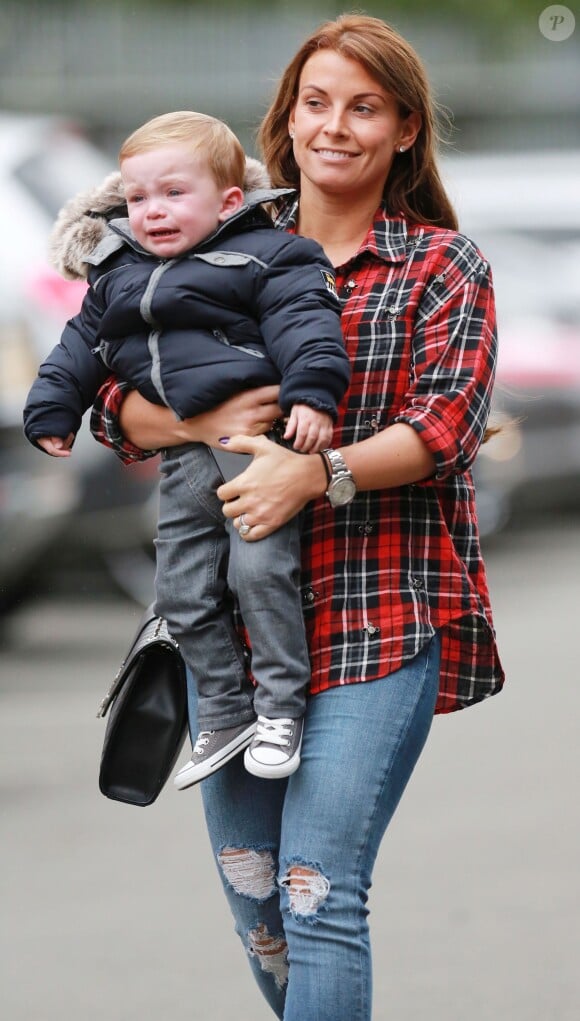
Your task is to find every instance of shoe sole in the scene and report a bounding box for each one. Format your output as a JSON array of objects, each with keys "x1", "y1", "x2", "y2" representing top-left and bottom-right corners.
[
  {"x1": 174, "y1": 723, "x2": 256, "y2": 790},
  {"x1": 243, "y1": 739, "x2": 302, "y2": 780}
]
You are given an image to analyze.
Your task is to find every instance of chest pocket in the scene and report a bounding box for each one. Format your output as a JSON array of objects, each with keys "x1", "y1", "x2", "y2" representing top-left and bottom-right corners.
[{"x1": 191, "y1": 251, "x2": 256, "y2": 268}]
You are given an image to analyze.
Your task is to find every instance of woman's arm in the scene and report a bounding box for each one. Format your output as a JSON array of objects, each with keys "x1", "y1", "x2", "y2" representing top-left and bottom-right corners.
[
  {"x1": 118, "y1": 390, "x2": 193, "y2": 449},
  {"x1": 90, "y1": 377, "x2": 283, "y2": 461},
  {"x1": 217, "y1": 423, "x2": 435, "y2": 541},
  {"x1": 120, "y1": 386, "x2": 283, "y2": 450},
  {"x1": 393, "y1": 240, "x2": 498, "y2": 478}
]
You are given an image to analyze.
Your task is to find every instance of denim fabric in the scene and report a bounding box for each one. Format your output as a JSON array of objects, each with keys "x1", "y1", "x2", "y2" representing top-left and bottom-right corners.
[
  {"x1": 187, "y1": 631, "x2": 441, "y2": 1020},
  {"x1": 154, "y1": 442, "x2": 310, "y2": 729}
]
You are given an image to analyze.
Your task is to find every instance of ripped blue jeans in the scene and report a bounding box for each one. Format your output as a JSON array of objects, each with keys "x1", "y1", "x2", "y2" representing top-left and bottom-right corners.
[{"x1": 187, "y1": 632, "x2": 441, "y2": 1021}]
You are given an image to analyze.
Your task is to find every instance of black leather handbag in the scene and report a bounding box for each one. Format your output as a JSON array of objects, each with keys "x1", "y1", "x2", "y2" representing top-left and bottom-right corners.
[{"x1": 97, "y1": 605, "x2": 188, "y2": 806}]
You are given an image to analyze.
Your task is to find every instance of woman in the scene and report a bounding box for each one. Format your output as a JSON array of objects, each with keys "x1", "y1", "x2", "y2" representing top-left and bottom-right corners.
[{"x1": 88, "y1": 14, "x2": 504, "y2": 1020}]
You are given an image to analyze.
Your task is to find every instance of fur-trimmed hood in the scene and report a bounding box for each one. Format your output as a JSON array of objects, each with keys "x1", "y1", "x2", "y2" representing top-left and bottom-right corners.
[{"x1": 49, "y1": 156, "x2": 273, "y2": 281}]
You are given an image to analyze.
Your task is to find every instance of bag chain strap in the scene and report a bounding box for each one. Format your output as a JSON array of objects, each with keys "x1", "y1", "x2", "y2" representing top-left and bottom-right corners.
[{"x1": 96, "y1": 615, "x2": 179, "y2": 718}]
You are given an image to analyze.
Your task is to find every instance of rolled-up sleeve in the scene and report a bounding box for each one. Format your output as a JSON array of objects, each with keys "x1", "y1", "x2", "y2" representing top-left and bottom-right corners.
[
  {"x1": 90, "y1": 376, "x2": 158, "y2": 464},
  {"x1": 394, "y1": 238, "x2": 497, "y2": 479}
]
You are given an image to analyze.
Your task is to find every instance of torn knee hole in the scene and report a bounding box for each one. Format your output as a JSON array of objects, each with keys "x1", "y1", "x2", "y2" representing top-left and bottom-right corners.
[
  {"x1": 247, "y1": 923, "x2": 289, "y2": 989},
  {"x1": 217, "y1": 847, "x2": 277, "y2": 901},
  {"x1": 281, "y1": 864, "x2": 330, "y2": 916}
]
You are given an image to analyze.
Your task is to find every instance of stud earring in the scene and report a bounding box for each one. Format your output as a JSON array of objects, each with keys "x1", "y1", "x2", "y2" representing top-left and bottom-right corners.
[
  {"x1": 289, "y1": 130, "x2": 295, "y2": 139},
  {"x1": 399, "y1": 145, "x2": 406, "y2": 153}
]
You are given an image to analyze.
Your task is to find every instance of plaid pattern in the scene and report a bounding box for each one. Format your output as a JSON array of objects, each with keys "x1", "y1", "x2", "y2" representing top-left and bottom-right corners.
[
  {"x1": 90, "y1": 378, "x2": 158, "y2": 464},
  {"x1": 91, "y1": 200, "x2": 504, "y2": 714}
]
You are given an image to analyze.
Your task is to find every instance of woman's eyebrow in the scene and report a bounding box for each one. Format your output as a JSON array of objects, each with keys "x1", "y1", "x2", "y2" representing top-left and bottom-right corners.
[{"x1": 300, "y1": 84, "x2": 385, "y2": 101}]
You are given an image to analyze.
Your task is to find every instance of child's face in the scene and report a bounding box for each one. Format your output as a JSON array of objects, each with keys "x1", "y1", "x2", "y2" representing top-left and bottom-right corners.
[{"x1": 121, "y1": 145, "x2": 243, "y2": 257}]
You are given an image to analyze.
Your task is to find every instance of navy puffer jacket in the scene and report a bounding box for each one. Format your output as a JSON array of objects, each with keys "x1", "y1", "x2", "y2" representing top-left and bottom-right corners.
[{"x1": 24, "y1": 193, "x2": 349, "y2": 447}]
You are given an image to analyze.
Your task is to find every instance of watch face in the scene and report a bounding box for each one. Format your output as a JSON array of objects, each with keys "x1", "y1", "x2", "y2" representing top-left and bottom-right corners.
[{"x1": 329, "y1": 476, "x2": 356, "y2": 506}]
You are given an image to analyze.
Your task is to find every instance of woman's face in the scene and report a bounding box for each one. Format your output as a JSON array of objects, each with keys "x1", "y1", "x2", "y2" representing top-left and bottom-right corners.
[{"x1": 288, "y1": 49, "x2": 420, "y2": 203}]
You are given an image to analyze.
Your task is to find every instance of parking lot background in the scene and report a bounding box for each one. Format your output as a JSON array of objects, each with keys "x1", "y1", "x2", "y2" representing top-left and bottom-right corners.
[{"x1": 2, "y1": 515, "x2": 580, "y2": 1020}]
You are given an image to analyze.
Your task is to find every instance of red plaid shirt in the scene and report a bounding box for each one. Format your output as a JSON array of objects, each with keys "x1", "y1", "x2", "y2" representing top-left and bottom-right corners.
[{"x1": 91, "y1": 200, "x2": 504, "y2": 714}]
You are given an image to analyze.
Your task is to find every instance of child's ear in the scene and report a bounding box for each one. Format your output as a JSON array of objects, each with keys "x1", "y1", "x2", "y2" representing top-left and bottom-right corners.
[{"x1": 218, "y1": 186, "x2": 245, "y2": 221}]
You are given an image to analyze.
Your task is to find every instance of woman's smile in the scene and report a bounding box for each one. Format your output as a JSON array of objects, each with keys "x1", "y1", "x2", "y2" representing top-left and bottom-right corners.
[{"x1": 314, "y1": 148, "x2": 359, "y2": 161}]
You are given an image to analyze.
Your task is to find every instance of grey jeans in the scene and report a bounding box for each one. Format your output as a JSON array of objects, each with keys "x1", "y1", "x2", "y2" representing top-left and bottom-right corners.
[{"x1": 153, "y1": 442, "x2": 310, "y2": 730}]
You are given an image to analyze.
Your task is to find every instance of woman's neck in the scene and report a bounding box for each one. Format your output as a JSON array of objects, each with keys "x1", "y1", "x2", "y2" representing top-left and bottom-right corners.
[{"x1": 296, "y1": 183, "x2": 382, "y2": 267}]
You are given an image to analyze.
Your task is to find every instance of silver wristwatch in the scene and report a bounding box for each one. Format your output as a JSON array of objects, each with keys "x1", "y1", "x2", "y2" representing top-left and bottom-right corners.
[{"x1": 321, "y1": 448, "x2": 356, "y2": 508}]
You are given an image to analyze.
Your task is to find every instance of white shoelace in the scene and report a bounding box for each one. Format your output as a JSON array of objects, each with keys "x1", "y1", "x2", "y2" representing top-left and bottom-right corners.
[
  {"x1": 193, "y1": 731, "x2": 214, "y2": 756},
  {"x1": 254, "y1": 716, "x2": 293, "y2": 748}
]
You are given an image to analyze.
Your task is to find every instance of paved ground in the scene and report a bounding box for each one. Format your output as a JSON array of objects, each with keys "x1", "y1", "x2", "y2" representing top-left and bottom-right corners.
[{"x1": 1, "y1": 515, "x2": 579, "y2": 1020}]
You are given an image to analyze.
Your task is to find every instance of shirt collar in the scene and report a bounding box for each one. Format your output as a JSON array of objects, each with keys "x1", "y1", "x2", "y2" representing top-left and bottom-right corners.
[
  {"x1": 363, "y1": 206, "x2": 410, "y2": 264},
  {"x1": 275, "y1": 195, "x2": 410, "y2": 266}
]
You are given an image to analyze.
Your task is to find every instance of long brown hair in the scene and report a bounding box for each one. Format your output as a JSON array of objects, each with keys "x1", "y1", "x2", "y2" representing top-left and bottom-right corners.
[{"x1": 258, "y1": 14, "x2": 458, "y2": 230}]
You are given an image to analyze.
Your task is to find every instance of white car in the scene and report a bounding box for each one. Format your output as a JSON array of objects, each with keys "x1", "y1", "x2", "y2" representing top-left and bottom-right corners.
[{"x1": 0, "y1": 113, "x2": 158, "y2": 609}]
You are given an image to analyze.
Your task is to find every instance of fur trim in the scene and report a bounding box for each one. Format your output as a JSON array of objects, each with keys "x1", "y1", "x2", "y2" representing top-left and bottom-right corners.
[
  {"x1": 242, "y1": 156, "x2": 271, "y2": 193},
  {"x1": 49, "y1": 157, "x2": 272, "y2": 281},
  {"x1": 49, "y1": 171, "x2": 125, "y2": 280}
]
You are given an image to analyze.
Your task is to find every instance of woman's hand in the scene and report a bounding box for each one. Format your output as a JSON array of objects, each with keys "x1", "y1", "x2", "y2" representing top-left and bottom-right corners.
[
  {"x1": 194, "y1": 387, "x2": 283, "y2": 447},
  {"x1": 217, "y1": 423, "x2": 436, "y2": 540},
  {"x1": 217, "y1": 434, "x2": 328, "y2": 540},
  {"x1": 119, "y1": 386, "x2": 283, "y2": 450}
]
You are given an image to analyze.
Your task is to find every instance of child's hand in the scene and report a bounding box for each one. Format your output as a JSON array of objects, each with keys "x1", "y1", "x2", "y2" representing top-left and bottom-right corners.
[
  {"x1": 283, "y1": 404, "x2": 334, "y2": 453},
  {"x1": 37, "y1": 434, "x2": 75, "y2": 458}
]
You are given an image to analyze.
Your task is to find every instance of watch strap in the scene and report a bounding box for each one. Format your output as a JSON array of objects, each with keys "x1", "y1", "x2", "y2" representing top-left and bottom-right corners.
[
  {"x1": 319, "y1": 450, "x2": 332, "y2": 485},
  {"x1": 322, "y1": 448, "x2": 352, "y2": 478}
]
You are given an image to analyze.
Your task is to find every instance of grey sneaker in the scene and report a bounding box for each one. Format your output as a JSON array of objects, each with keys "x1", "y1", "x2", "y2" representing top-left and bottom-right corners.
[
  {"x1": 243, "y1": 716, "x2": 304, "y2": 779},
  {"x1": 174, "y1": 721, "x2": 256, "y2": 789}
]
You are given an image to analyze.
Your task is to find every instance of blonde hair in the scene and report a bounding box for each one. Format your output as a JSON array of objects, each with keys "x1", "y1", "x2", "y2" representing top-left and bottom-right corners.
[
  {"x1": 119, "y1": 111, "x2": 246, "y2": 190},
  {"x1": 258, "y1": 14, "x2": 458, "y2": 230}
]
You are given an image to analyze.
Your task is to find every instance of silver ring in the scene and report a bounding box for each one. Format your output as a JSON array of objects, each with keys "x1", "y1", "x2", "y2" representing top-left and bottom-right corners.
[{"x1": 239, "y1": 514, "x2": 252, "y2": 537}]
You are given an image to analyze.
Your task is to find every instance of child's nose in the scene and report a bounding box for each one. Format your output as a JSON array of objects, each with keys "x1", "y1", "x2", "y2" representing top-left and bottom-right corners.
[{"x1": 146, "y1": 200, "x2": 165, "y2": 218}]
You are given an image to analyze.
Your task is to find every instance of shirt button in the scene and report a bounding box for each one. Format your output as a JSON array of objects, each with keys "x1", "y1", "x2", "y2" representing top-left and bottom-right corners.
[
  {"x1": 363, "y1": 622, "x2": 381, "y2": 636},
  {"x1": 358, "y1": 522, "x2": 373, "y2": 535}
]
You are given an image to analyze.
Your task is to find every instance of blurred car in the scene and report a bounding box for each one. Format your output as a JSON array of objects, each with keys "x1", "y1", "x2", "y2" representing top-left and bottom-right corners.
[
  {"x1": 0, "y1": 112, "x2": 158, "y2": 610},
  {"x1": 441, "y1": 150, "x2": 580, "y2": 535}
]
